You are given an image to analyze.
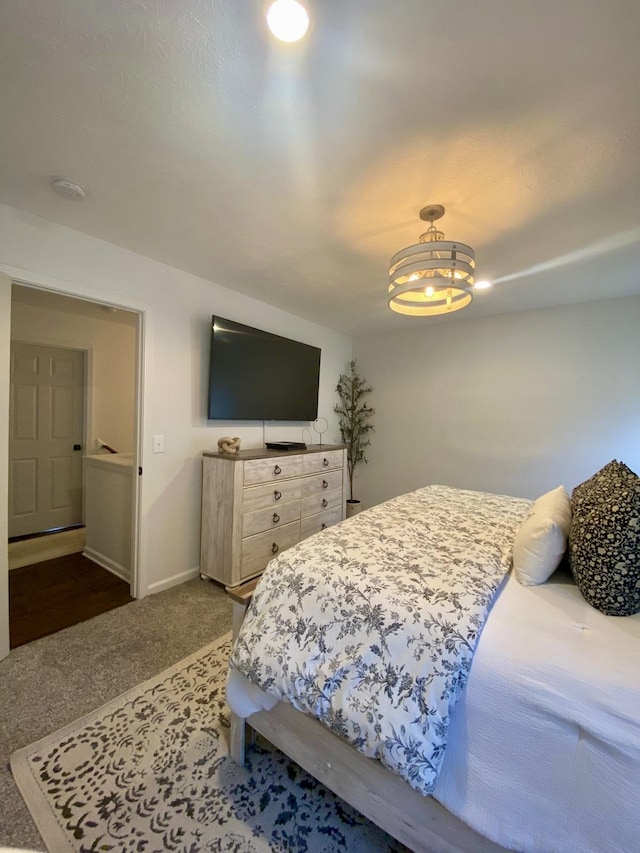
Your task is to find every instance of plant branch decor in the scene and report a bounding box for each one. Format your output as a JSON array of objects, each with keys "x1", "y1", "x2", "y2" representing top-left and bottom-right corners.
[{"x1": 334, "y1": 359, "x2": 375, "y2": 506}]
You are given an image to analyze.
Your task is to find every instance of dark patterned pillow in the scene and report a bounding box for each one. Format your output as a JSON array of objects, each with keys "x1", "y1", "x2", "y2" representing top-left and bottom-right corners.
[
  {"x1": 571, "y1": 460, "x2": 634, "y2": 514},
  {"x1": 569, "y1": 461, "x2": 640, "y2": 616}
]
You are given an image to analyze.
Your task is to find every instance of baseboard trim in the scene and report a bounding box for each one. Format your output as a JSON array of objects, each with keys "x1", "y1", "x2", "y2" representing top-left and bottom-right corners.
[
  {"x1": 147, "y1": 567, "x2": 200, "y2": 595},
  {"x1": 83, "y1": 548, "x2": 130, "y2": 584}
]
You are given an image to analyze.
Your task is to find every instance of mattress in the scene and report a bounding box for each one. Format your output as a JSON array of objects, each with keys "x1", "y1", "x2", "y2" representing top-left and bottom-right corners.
[{"x1": 228, "y1": 569, "x2": 640, "y2": 852}]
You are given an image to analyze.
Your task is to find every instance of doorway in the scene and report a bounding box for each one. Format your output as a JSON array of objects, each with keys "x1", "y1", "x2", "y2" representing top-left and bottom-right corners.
[{"x1": 7, "y1": 283, "x2": 142, "y2": 647}]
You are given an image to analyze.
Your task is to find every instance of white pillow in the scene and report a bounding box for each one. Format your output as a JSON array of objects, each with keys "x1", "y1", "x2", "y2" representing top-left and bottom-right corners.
[{"x1": 513, "y1": 485, "x2": 572, "y2": 586}]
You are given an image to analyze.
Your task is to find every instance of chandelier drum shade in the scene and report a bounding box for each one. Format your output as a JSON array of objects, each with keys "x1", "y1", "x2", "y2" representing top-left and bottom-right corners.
[{"x1": 388, "y1": 204, "x2": 475, "y2": 316}]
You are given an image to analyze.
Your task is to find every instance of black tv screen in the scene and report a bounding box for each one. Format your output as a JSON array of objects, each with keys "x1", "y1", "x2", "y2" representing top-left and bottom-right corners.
[{"x1": 208, "y1": 316, "x2": 321, "y2": 421}]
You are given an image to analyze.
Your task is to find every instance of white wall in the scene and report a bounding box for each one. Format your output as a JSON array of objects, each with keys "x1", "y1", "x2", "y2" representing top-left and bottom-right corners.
[
  {"x1": 11, "y1": 299, "x2": 137, "y2": 454},
  {"x1": 354, "y1": 296, "x2": 640, "y2": 507},
  {"x1": 0, "y1": 203, "x2": 352, "y2": 596}
]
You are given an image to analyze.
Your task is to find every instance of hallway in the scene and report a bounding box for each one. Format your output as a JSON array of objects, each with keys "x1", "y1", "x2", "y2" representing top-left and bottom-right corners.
[{"x1": 9, "y1": 553, "x2": 134, "y2": 648}]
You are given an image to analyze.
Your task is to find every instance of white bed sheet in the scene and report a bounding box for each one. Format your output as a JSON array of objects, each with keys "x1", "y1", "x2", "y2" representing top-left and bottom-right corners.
[{"x1": 227, "y1": 570, "x2": 640, "y2": 852}]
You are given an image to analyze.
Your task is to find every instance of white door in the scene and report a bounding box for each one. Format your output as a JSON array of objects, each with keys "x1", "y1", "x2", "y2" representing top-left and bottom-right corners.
[{"x1": 9, "y1": 343, "x2": 84, "y2": 537}]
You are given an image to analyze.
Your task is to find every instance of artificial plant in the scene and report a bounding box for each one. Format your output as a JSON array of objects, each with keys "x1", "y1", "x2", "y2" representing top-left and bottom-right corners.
[{"x1": 334, "y1": 359, "x2": 375, "y2": 502}]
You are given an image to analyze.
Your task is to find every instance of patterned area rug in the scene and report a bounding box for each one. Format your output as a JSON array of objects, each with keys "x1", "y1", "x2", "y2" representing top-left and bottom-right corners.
[{"x1": 11, "y1": 634, "x2": 403, "y2": 852}]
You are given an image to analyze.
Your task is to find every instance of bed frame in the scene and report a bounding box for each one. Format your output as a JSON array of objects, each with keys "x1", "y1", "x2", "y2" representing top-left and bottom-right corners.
[{"x1": 227, "y1": 583, "x2": 507, "y2": 853}]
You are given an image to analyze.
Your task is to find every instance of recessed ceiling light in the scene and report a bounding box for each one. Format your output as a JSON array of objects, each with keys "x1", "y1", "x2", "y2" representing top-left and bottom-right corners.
[
  {"x1": 266, "y1": 0, "x2": 309, "y2": 43},
  {"x1": 474, "y1": 280, "x2": 492, "y2": 290},
  {"x1": 51, "y1": 178, "x2": 86, "y2": 201}
]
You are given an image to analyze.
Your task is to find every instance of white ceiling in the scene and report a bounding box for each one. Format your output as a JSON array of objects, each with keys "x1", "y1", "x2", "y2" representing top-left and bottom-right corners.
[{"x1": 1, "y1": 0, "x2": 639, "y2": 335}]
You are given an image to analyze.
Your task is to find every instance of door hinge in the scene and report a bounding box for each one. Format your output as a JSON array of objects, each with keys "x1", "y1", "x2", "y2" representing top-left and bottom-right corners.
[{"x1": 138, "y1": 466, "x2": 143, "y2": 476}]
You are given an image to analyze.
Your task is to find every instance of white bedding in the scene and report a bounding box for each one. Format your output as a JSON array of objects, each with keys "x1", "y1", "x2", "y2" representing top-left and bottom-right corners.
[
  {"x1": 434, "y1": 568, "x2": 640, "y2": 853},
  {"x1": 228, "y1": 569, "x2": 640, "y2": 852}
]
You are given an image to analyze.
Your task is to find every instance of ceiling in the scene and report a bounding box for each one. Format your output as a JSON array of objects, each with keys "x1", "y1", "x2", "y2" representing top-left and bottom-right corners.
[{"x1": 1, "y1": 0, "x2": 639, "y2": 335}]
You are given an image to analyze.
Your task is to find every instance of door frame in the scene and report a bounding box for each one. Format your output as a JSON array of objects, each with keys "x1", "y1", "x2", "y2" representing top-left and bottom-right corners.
[
  {"x1": 0, "y1": 272, "x2": 10, "y2": 659},
  {"x1": 2, "y1": 273, "x2": 147, "y2": 654}
]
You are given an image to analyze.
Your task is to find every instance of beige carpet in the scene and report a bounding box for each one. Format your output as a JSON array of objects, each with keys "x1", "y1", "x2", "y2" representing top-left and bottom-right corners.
[{"x1": 11, "y1": 635, "x2": 403, "y2": 852}]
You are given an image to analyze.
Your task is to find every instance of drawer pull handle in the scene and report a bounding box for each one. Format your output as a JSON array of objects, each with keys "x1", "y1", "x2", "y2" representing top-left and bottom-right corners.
[
  {"x1": 323, "y1": 458, "x2": 329, "y2": 467},
  {"x1": 322, "y1": 498, "x2": 328, "y2": 508},
  {"x1": 272, "y1": 512, "x2": 280, "y2": 523},
  {"x1": 322, "y1": 479, "x2": 328, "y2": 489},
  {"x1": 274, "y1": 490, "x2": 282, "y2": 501},
  {"x1": 321, "y1": 523, "x2": 328, "y2": 530},
  {"x1": 274, "y1": 464, "x2": 282, "y2": 475},
  {"x1": 271, "y1": 542, "x2": 279, "y2": 554}
]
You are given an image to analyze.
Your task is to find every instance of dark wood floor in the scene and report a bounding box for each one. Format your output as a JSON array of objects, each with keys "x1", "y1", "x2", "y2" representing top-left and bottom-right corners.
[{"x1": 9, "y1": 553, "x2": 134, "y2": 649}]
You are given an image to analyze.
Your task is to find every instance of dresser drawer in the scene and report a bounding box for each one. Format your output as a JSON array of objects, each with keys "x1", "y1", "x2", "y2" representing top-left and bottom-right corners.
[
  {"x1": 301, "y1": 449, "x2": 344, "y2": 475},
  {"x1": 243, "y1": 501, "x2": 301, "y2": 538},
  {"x1": 301, "y1": 488, "x2": 342, "y2": 519},
  {"x1": 300, "y1": 469, "x2": 343, "y2": 498},
  {"x1": 244, "y1": 455, "x2": 303, "y2": 486},
  {"x1": 241, "y1": 520, "x2": 300, "y2": 578},
  {"x1": 300, "y1": 506, "x2": 342, "y2": 539},
  {"x1": 243, "y1": 479, "x2": 302, "y2": 513}
]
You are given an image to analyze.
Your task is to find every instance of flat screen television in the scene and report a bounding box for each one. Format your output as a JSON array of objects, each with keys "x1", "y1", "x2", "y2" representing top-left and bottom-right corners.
[{"x1": 207, "y1": 316, "x2": 321, "y2": 421}]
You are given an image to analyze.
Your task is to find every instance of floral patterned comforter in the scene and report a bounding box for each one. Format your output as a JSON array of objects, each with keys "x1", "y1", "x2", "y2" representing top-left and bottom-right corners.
[{"x1": 230, "y1": 485, "x2": 531, "y2": 795}]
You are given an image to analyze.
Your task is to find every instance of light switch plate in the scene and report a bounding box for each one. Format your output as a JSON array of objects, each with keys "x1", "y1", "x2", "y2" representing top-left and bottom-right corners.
[{"x1": 152, "y1": 434, "x2": 165, "y2": 454}]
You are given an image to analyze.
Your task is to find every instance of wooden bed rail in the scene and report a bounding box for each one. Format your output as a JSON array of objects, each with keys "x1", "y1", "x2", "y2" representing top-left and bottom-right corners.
[{"x1": 229, "y1": 700, "x2": 505, "y2": 853}]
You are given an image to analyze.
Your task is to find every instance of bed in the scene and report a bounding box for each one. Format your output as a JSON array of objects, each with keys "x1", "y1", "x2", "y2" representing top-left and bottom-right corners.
[{"x1": 226, "y1": 485, "x2": 640, "y2": 853}]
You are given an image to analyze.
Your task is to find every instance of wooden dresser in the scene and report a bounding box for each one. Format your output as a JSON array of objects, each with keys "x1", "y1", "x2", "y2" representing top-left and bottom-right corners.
[{"x1": 200, "y1": 444, "x2": 346, "y2": 588}]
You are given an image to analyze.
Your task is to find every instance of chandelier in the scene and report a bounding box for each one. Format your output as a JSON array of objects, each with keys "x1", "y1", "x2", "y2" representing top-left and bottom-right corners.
[{"x1": 388, "y1": 204, "x2": 475, "y2": 316}]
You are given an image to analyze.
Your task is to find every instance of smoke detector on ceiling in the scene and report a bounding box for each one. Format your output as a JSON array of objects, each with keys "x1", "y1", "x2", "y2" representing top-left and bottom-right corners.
[{"x1": 51, "y1": 178, "x2": 86, "y2": 201}]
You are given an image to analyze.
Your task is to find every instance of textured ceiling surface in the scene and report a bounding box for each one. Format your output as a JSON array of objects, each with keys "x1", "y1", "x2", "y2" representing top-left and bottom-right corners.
[{"x1": 1, "y1": 0, "x2": 639, "y2": 334}]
